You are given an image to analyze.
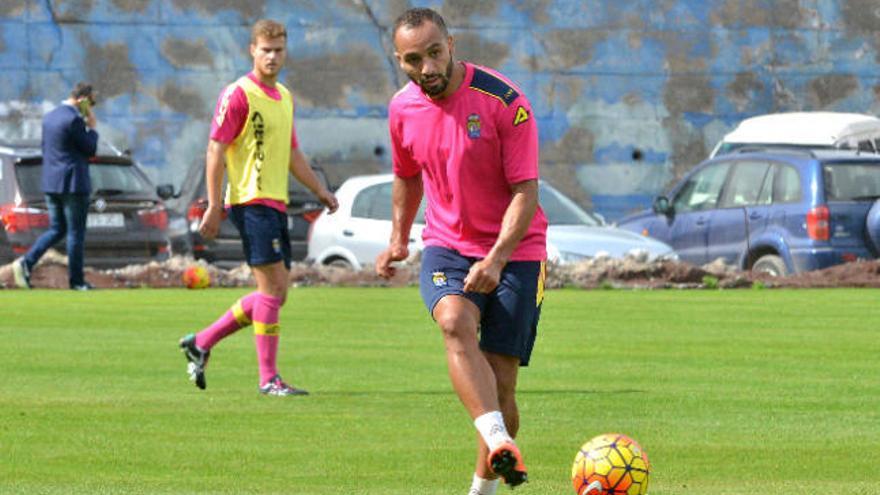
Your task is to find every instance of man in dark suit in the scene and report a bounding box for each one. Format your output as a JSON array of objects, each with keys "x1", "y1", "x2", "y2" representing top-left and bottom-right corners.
[{"x1": 13, "y1": 82, "x2": 99, "y2": 290}]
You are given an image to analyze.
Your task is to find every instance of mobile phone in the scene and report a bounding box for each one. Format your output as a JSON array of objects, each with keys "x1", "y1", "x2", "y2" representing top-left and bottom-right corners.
[{"x1": 78, "y1": 99, "x2": 91, "y2": 116}]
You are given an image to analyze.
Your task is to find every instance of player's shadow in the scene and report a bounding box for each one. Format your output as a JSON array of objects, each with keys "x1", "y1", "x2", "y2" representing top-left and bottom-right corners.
[{"x1": 315, "y1": 388, "x2": 646, "y2": 396}]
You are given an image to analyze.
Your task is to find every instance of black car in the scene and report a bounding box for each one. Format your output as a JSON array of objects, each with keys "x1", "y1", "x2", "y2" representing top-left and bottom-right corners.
[
  {"x1": 0, "y1": 140, "x2": 176, "y2": 267},
  {"x1": 167, "y1": 161, "x2": 329, "y2": 267}
]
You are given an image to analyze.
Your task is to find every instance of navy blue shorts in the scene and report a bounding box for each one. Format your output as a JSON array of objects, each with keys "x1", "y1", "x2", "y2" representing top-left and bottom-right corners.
[
  {"x1": 419, "y1": 246, "x2": 545, "y2": 366},
  {"x1": 227, "y1": 204, "x2": 291, "y2": 269}
]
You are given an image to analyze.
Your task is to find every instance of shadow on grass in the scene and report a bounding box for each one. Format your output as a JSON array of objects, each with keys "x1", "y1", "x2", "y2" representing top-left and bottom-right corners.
[{"x1": 312, "y1": 389, "x2": 646, "y2": 396}]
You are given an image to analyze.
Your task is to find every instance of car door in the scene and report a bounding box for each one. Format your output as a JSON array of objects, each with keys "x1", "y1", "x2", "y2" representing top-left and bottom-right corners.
[
  {"x1": 337, "y1": 182, "x2": 394, "y2": 265},
  {"x1": 667, "y1": 162, "x2": 732, "y2": 265},
  {"x1": 708, "y1": 160, "x2": 771, "y2": 265}
]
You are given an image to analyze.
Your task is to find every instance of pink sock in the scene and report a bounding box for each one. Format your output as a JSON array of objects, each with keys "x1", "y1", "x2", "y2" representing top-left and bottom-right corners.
[
  {"x1": 252, "y1": 293, "x2": 283, "y2": 386},
  {"x1": 195, "y1": 292, "x2": 260, "y2": 350}
]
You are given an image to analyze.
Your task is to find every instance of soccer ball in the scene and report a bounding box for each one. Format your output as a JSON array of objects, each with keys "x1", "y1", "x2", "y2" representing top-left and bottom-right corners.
[
  {"x1": 571, "y1": 433, "x2": 650, "y2": 495},
  {"x1": 182, "y1": 265, "x2": 210, "y2": 289}
]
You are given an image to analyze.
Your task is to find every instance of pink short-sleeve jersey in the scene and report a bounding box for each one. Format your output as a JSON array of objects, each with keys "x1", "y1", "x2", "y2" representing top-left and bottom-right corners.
[{"x1": 389, "y1": 62, "x2": 547, "y2": 261}]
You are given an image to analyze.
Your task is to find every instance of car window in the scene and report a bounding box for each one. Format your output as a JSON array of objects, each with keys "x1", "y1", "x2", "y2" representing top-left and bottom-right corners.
[
  {"x1": 756, "y1": 165, "x2": 775, "y2": 205},
  {"x1": 538, "y1": 183, "x2": 601, "y2": 226},
  {"x1": 673, "y1": 162, "x2": 730, "y2": 213},
  {"x1": 823, "y1": 162, "x2": 880, "y2": 200},
  {"x1": 773, "y1": 164, "x2": 801, "y2": 203},
  {"x1": 90, "y1": 164, "x2": 154, "y2": 195},
  {"x1": 719, "y1": 161, "x2": 770, "y2": 208},
  {"x1": 858, "y1": 140, "x2": 875, "y2": 152},
  {"x1": 13, "y1": 164, "x2": 42, "y2": 201},
  {"x1": 351, "y1": 183, "x2": 386, "y2": 220},
  {"x1": 351, "y1": 182, "x2": 426, "y2": 222}
]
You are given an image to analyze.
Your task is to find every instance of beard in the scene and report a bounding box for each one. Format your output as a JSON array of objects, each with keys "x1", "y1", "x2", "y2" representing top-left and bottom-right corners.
[{"x1": 414, "y1": 58, "x2": 455, "y2": 97}]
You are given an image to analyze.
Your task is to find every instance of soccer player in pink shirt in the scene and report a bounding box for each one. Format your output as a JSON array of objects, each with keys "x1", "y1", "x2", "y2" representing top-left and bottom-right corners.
[
  {"x1": 376, "y1": 8, "x2": 548, "y2": 493},
  {"x1": 178, "y1": 19, "x2": 338, "y2": 396}
]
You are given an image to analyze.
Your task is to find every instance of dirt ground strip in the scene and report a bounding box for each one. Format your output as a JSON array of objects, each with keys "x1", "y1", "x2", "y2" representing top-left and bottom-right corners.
[{"x1": 1, "y1": 250, "x2": 879, "y2": 290}]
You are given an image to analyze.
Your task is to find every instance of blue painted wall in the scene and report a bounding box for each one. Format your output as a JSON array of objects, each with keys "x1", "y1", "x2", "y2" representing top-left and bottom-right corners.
[{"x1": 2, "y1": 0, "x2": 880, "y2": 220}]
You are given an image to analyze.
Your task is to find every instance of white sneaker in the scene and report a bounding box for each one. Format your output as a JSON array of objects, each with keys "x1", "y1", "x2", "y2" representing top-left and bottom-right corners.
[{"x1": 12, "y1": 258, "x2": 31, "y2": 289}]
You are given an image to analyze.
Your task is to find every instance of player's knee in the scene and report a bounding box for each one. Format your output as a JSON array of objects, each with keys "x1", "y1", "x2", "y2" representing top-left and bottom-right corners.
[{"x1": 435, "y1": 311, "x2": 476, "y2": 341}]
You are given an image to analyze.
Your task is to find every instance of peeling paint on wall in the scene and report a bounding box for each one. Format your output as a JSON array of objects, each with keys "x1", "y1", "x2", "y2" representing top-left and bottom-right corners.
[
  {"x1": 111, "y1": 0, "x2": 151, "y2": 12},
  {"x1": 808, "y1": 73, "x2": 859, "y2": 108},
  {"x1": 441, "y1": 0, "x2": 498, "y2": 24},
  {"x1": 157, "y1": 82, "x2": 208, "y2": 118},
  {"x1": 0, "y1": 1, "x2": 26, "y2": 17},
  {"x1": 82, "y1": 38, "x2": 139, "y2": 99},
  {"x1": 171, "y1": 0, "x2": 266, "y2": 20},
  {"x1": 161, "y1": 38, "x2": 215, "y2": 69},
  {"x1": 453, "y1": 32, "x2": 510, "y2": 70},
  {"x1": 286, "y1": 47, "x2": 392, "y2": 108}
]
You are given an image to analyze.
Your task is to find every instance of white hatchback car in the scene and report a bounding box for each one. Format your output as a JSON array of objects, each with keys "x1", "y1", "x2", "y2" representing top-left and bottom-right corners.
[{"x1": 307, "y1": 174, "x2": 675, "y2": 269}]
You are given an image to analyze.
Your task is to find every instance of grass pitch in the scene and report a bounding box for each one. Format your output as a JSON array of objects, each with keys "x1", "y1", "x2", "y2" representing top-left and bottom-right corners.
[{"x1": 1, "y1": 287, "x2": 878, "y2": 494}]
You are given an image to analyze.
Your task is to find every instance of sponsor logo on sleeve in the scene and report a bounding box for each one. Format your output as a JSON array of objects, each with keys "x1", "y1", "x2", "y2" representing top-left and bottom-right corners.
[{"x1": 513, "y1": 106, "x2": 530, "y2": 126}]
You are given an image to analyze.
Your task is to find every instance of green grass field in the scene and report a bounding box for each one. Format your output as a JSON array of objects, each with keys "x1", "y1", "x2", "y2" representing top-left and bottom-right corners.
[{"x1": 1, "y1": 287, "x2": 878, "y2": 494}]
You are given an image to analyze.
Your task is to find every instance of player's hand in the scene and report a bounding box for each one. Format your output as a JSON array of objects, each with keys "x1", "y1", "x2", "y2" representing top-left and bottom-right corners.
[
  {"x1": 318, "y1": 189, "x2": 339, "y2": 214},
  {"x1": 463, "y1": 257, "x2": 504, "y2": 294},
  {"x1": 375, "y1": 243, "x2": 409, "y2": 279},
  {"x1": 198, "y1": 205, "x2": 223, "y2": 240}
]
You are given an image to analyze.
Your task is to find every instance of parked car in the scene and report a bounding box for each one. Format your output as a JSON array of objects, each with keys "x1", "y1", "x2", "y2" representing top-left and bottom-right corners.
[
  {"x1": 616, "y1": 148, "x2": 880, "y2": 275},
  {"x1": 167, "y1": 161, "x2": 329, "y2": 267},
  {"x1": 710, "y1": 112, "x2": 880, "y2": 158},
  {"x1": 306, "y1": 174, "x2": 675, "y2": 269},
  {"x1": 0, "y1": 140, "x2": 175, "y2": 267}
]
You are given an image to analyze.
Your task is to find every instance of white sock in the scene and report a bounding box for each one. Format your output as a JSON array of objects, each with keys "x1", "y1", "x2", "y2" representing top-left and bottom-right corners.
[
  {"x1": 468, "y1": 473, "x2": 500, "y2": 495},
  {"x1": 474, "y1": 410, "x2": 513, "y2": 451}
]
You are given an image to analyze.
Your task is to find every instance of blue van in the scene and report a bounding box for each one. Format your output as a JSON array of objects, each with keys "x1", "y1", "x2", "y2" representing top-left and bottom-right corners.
[{"x1": 616, "y1": 149, "x2": 880, "y2": 275}]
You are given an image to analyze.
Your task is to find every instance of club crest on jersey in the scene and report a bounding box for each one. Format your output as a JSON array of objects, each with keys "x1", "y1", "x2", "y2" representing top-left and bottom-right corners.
[
  {"x1": 467, "y1": 114, "x2": 481, "y2": 139},
  {"x1": 432, "y1": 271, "x2": 448, "y2": 287}
]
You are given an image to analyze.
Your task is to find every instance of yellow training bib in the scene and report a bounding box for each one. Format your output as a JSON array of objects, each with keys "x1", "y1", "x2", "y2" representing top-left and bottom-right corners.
[{"x1": 224, "y1": 76, "x2": 293, "y2": 205}]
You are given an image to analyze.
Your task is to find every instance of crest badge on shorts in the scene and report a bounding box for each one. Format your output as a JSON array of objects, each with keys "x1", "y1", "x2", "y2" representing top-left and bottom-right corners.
[
  {"x1": 467, "y1": 114, "x2": 481, "y2": 139},
  {"x1": 432, "y1": 271, "x2": 448, "y2": 287}
]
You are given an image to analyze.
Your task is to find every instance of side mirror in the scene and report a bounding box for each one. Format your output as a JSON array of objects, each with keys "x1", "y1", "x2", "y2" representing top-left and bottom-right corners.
[
  {"x1": 652, "y1": 196, "x2": 672, "y2": 215},
  {"x1": 156, "y1": 184, "x2": 175, "y2": 200}
]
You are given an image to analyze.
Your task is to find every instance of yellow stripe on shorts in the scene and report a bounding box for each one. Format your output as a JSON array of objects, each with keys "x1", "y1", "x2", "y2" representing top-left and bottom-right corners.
[
  {"x1": 254, "y1": 322, "x2": 280, "y2": 336},
  {"x1": 536, "y1": 260, "x2": 546, "y2": 306},
  {"x1": 231, "y1": 300, "x2": 252, "y2": 327}
]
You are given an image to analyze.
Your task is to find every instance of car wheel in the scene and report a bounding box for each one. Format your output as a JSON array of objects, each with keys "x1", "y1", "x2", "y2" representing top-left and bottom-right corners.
[
  {"x1": 327, "y1": 258, "x2": 353, "y2": 269},
  {"x1": 752, "y1": 254, "x2": 788, "y2": 277},
  {"x1": 865, "y1": 199, "x2": 880, "y2": 257}
]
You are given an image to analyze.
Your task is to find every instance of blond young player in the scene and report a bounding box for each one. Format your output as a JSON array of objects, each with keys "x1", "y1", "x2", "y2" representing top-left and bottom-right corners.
[{"x1": 179, "y1": 19, "x2": 337, "y2": 395}]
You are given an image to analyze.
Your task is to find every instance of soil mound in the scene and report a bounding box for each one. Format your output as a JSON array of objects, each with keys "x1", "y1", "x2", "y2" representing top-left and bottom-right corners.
[{"x1": 2, "y1": 250, "x2": 878, "y2": 290}]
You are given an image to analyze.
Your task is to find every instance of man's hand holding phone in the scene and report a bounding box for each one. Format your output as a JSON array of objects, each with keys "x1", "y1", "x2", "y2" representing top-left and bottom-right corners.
[{"x1": 78, "y1": 97, "x2": 96, "y2": 129}]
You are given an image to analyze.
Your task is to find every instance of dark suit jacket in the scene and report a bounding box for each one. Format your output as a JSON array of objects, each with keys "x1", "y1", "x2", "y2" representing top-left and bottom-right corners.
[{"x1": 41, "y1": 104, "x2": 99, "y2": 194}]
